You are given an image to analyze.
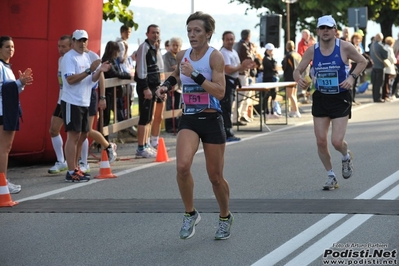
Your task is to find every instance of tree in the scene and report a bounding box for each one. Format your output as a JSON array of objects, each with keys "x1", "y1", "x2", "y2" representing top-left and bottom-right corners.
[
  {"x1": 230, "y1": 0, "x2": 399, "y2": 46},
  {"x1": 103, "y1": 0, "x2": 138, "y2": 30}
]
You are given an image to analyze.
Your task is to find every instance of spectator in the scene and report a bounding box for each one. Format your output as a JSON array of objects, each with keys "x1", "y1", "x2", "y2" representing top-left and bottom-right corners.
[
  {"x1": 382, "y1": 36, "x2": 397, "y2": 101},
  {"x1": 115, "y1": 25, "x2": 133, "y2": 130},
  {"x1": 0, "y1": 36, "x2": 33, "y2": 193},
  {"x1": 78, "y1": 48, "x2": 118, "y2": 173},
  {"x1": 297, "y1": 29, "x2": 312, "y2": 102},
  {"x1": 282, "y1": 40, "x2": 302, "y2": 117},
  {"x1": 391, "y1": 33, "x2": 399, "y2": 99},
  {"x1": 60, "y1": 29, "x2": 110, "y2": 182},
  {"x1": 262, "y1": 43, "x2": 279, "y2": 119},
  {"x1": 233, "y1": 29, "x2": 255, "y2": 125},
  {"x1": 220, "y1": 31, "x2": 252, "y2": 141},
  {"x1": 349, "y1": 32, "x2": 364, "y2": 105},
  {"x1": 163, "y1": 37, "x2": 183, "y2": 133},
  {"x1": 48, "y1": 35, "x2": 72, "y2": 174},
  {"x1": 370, "y1": 33, "x2": 388, "y2": 102},
  {"x1": 149, "y1": 39, "x2": 165, "y2": 149},
  {"x1": 297, "y1": 29, "x2": 310, "y2": 56},
  {"x1": 134, "y1": 24, "x2": 162, "y2": 158},
  {"x1": 101, "y1": 41, "x2": 132, "y2": 136},
  {"x1": 340, "y1": 28, "x2": 350, "y2": 42},
  {"x1": 164, "y1": 40, "x2": 170, "y2": 53},
  {"x1": 335, "y1": 29, "x2": 341, "y2": 39}
]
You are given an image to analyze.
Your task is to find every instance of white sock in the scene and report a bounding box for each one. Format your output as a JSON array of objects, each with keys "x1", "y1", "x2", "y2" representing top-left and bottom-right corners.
[
  {"x1": 342, "y1": 153, "x2": 350, "y2": 161},
  {"x1": 327, "y1": 169, "x2": 335, "y2": 177},
  {"x1": 51, "y1": 135, "x2": 65, "y2": 162},
  {"x1": 80, "y1": 139, "x2": 89, "y2": 165},
  {"x1": 151, "y1": 135, "x2": 159, "y2": 147}
]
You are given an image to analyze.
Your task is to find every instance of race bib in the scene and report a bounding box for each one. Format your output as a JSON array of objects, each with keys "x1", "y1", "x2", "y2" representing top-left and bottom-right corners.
[
  {"x1": 182, "y1": 84, "x2": 210, "y2": 114},
  {"x1": 316, "y1": 70, "x2": 339, "y2": 94}
]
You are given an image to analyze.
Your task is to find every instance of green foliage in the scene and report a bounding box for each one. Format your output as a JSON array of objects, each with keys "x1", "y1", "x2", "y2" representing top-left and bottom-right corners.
[
  {"x1": 231, "y1": 0, "x2": 399, "y2": 42},
  {"x1": 103, "y1": 0, "x2": 138, "y2": 30}
]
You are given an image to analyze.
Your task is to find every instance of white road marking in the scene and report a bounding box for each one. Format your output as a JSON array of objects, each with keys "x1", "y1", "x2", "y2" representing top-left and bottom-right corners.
[{"x1": 252, "y1": 170, "x2": 399, "y2": 266}]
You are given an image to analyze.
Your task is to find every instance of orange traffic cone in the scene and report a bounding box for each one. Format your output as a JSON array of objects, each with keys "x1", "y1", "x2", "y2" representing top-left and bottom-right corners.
[
  {"x1": 95, "y1": 150, "x2": 117, "y2": 179},
  {"x1": 0, "y1": 173, "x2": 18, "y2": 207},
  {"x1": 156, "y1": 137, "x2": 170, "y2": 162}
]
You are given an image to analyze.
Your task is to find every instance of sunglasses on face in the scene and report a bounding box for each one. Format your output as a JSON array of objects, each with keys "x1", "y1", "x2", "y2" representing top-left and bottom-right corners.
[{"x1": 318, "y1": 26, "x2": 334, "y2": 30}]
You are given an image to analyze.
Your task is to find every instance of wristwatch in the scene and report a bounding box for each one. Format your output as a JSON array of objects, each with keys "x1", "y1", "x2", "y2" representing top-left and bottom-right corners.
[
  {"x1": 99, "y1": 96, "x2": 106, "y2": 100},
  {"x1": 191, "y1": 70, "x2": 200, "y2": 80},
  {"x1": 350, "y1": 73, "x2": 358, "y2": 79},
  {"x1": 85, "y1": 68, "x2": 91, "y2": 75}
]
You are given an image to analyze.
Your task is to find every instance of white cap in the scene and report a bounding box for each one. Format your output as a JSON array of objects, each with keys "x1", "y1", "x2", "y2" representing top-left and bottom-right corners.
[
  {"x1": 72, "y1": 29, "x2": 89, "y2": 40},
  {"x1": 317, "y1": 15, "x2": 336, "y2": 28},
  {"x1": 265, "y1": 43, "x2": 275, "y2": 50}
]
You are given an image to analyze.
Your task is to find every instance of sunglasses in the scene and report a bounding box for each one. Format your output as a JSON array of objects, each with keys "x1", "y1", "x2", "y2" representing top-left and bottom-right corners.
[{"x1": 318, "y1": 26, "x2": 334, "y2": 30}]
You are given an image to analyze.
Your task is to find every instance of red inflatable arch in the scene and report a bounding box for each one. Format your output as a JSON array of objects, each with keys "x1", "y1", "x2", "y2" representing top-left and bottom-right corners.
[{"x1": 0, "y1": 0, "x2": 102, "y2": 163}]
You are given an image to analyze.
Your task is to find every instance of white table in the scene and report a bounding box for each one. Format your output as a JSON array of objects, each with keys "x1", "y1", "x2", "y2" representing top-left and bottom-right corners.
[{"x1": 236, "y1": 81, "x2": 297, "y2": 131}]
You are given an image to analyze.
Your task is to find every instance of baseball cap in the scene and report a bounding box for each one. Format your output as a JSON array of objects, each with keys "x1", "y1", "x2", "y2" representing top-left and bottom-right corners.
[
  {"x1": 317, "y1": 15, "x2": 336, "y2": 28},
  {"x1": 72, "y1": 29, "x2": 89, "y2": 40},
  {"x1": 265, "y1": 43, "x2": 275, "y2": 50}
]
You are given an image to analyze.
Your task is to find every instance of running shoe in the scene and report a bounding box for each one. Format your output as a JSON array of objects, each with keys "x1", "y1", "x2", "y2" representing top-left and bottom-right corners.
[
  {"x1": 65, "y1": 169, "x2": 90, "y2": 183},
  {"x1": 323, "y1": 175, "x2": 339, "y2": 190},
  {"x1": 7, "y1": 180, "x2": 21, "y2": 194},
  {"x1": 179, "y1": 210, "x2": 201, "y2": 239},
  {"x1": 48, "y1": 161, "x2": 68, "y2": 174},
  {"x1": 226, "y1": 136, "x2": 241, "y2": 142},
  {"x1": 215, "y1": 212, "x2": 234, "y2": 240},
  {"x1": 107, "y1": 143, "x2": 118, "y2": 163},
  {"x1": 79, "y1": 161, "x2": 91, "y2": 173},
  {"x1": 147, "y1": 145, "x2": 158, "y2": 154},
  {"x1": 135, "y1": 148, "x2": 156, "y2": 158},
  {"x1": 342, "y1": 150, "x2": 354, "y2": 179}
]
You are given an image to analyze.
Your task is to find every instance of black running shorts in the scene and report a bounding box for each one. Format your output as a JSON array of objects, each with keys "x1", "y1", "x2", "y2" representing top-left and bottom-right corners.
[
  {"x1": 312, "y1": 90, "x2": 352, "y2": 119},
  {"x1": 178, "y1": 112, "x2": 226, "y2": 144}
]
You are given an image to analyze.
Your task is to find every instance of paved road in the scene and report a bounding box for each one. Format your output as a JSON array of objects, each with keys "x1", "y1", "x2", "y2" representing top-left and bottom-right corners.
[{"x1": 1, "y1": 90, "x2": 399, "y2": 266}]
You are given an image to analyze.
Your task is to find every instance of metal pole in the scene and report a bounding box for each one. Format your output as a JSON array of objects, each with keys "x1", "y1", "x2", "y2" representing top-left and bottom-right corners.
[
  {"x1": 287, "y1": 2, "x2": 290, "y2": 41},
  {"x1": 191, "y1": 0, "x2": 194, "y2": 13}
]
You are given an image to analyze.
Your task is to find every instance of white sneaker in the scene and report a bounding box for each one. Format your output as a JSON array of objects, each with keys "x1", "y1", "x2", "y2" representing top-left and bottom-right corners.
[
  {"x1": 48, "y1": 161, "x2": 68, "y2": 174},
  {"x1": 135, "y1": 147, "x2": 156, "y2": 158},
  {"x1": 79, "y1": 161, "x2": 90, "y2": 173},
  {"x1": 289, "y1": 111, "x2": 301, "y2": 118},
  {"x1": 147, "y1": 145, "x2": 158, "y2": 156},
  {"x1": 7, "y1": 180, "x2": 21, "y2": 194},
  {"x1": 106, "y1": 143, "x2": 118, "y2": 163}
]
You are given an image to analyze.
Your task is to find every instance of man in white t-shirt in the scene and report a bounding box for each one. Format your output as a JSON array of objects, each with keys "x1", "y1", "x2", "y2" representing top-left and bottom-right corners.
[
  {"x1": 60, "y1": 29, "x2": 110, "y2": 182},
  {"x1": 220, "y1": 31, "x2": 252, "y2": 141}
]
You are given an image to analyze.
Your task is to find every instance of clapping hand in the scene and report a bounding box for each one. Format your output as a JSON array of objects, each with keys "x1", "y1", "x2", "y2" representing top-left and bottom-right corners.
[
  {"x1": 99, "y1": 61, "x2": 111, "y2": 72},
  {"x1": 18, "y1": 68, "x2": 33, "y2": 86}
]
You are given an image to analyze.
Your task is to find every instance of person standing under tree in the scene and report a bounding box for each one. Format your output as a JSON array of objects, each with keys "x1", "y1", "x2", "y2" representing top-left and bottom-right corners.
[
  {"x1": 156, "y1": 11, "x2": 233, "y2": 240},
  {"x1": 293, "y1": 15, "x2": 367, "y2": 191}
]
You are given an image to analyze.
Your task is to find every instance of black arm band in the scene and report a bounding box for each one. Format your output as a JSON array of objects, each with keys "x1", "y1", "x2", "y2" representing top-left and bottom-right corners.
[
  {"x1": 193, "y1": 73, "x2": 206, "y2": 85},
  {"x1": 162, "y1": 76, "x2": 178, "y2": 92}
]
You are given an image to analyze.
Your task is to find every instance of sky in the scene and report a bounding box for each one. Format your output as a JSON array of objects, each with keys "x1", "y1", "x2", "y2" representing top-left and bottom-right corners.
[
  {"x1": 102, "y1": 0, "x2": 399, "y2": 63},
  {"x1": 129, "y1": 0, "x2": 261, "y2": 15}
]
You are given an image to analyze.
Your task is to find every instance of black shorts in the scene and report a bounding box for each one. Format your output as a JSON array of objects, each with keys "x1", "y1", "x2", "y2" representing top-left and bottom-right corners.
[
  {"x1": 89, "y1": 89, "x2": 98, "y2": 116},
  {"x1": 0, "y1": 116, "x2": 3, "y2": 126},
  {"x1": 61, "y1": 100, "x2": 90, "y2": 133},
  {"x1": 312, "y1": 90, "x2": 352, "y2": 119},
  {"x1": 178, "y1": 112, "x2": 226, "y2": 144},
  {"x1": 136, "y1": 86, "x2": 157, "y2": 125},
  {"x1": 52, "y1": 103, "x2": 63, "y2": 118}
]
